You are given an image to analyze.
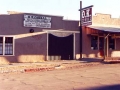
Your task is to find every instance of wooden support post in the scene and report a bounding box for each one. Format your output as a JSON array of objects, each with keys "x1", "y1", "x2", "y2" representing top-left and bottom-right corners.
[
  {"x1": 79, "y1": 1, "x2": 93, "y2": 60},
  {"x1": 107, "y1": 35, "x2": 109, "y2": 57},
  {"x1": 104, "y1": 34, "x2": 106, "y2": 60},
  {"x1": 104, "y1": 33, "x2": 110, "y2": 60}
]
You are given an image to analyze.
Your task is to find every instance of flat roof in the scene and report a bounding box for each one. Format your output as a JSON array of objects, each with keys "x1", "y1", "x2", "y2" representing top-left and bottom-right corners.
[{"x1": 87, "y1": 25, "x2": 120, "y2": 33}]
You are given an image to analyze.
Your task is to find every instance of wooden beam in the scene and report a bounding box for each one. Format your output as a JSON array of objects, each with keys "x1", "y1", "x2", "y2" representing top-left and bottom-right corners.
[{"x1": 104, "y1": 34, "x2": 106, "y2": 60}]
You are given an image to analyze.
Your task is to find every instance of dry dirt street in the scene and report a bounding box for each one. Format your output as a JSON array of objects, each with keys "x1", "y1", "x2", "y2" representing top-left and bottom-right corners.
[{"x1": 0, "y1": 64, "x2": 120, "y2": 90}]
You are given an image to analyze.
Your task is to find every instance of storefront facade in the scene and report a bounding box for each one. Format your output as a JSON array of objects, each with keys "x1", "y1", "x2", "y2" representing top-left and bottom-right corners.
[
  {"x1": 0, "y1": 11, "x2": 80, "y2": 64},
  {"x1": 82, "y1": 13, "x2": 120, "y2": 61},
  {"x1": 0, "y1": 11, "x2": 120, "y2": 64}
]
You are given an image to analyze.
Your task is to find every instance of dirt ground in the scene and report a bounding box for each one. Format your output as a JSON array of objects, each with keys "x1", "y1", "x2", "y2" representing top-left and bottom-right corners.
[{"x1": 0, "y1": 64, "x2": 120, "y2": 90}]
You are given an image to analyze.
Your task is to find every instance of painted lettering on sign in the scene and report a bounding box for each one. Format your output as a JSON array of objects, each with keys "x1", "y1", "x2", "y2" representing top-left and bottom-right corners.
[
  {"x1": 23, "y1": 15, "x2": 51, "y2": 28},
  {"x1": 81, "y1": 7, "x2": 92, "y2": 26}
]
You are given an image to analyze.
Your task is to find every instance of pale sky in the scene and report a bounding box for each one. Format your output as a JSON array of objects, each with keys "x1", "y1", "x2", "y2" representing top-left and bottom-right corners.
[{"x1": 0, "y1": 0, "x2": 120, "y2": 20}]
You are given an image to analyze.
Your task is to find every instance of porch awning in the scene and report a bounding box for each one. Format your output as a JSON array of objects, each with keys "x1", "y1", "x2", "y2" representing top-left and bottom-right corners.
[
  {"x1": 43, "y1": 29, "x2": 79, "y2": 33},
  {"x1": 87, "y1": 25, "x2": 120, "y2": 33},
  {"x1": 43, "y1": 29, "x2": 79, "y2": 37}
]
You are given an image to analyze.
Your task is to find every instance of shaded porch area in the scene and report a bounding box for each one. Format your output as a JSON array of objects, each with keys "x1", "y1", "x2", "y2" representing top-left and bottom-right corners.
[{"x1": 86, "y1": 25, "x2": 120, "y2": 61}]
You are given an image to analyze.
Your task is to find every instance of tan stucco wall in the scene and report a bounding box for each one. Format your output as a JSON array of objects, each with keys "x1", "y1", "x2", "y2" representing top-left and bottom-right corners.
[{"x1": 92, "y1": 13, "x2": 120, "y2": 27}]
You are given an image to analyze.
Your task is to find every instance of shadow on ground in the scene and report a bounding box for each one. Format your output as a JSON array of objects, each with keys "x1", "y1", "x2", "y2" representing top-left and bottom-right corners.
[
  {"x1": 81, "y1": 58, "x2": 120, "y2": 64},
  {"x1": 76, "y1": 84, "x2": 120, "y2": 90},
  {"x1": 81, "y1": 58, "x2": 103, "y2": 63}
]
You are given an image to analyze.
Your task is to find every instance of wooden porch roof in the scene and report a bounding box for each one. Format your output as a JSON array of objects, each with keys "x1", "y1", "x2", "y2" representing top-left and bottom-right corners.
[{"x1": 87, "y1": 25, "x2": 120, "y2": 33}]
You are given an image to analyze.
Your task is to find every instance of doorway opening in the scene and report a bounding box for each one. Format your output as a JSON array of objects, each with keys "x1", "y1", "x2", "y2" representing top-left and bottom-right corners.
[
  {"x1": 99, "y1": 37, "x2": 104, "y2": 56},
  {"x1": 48, "y1": 33, "x2": 73, "y2": 60}
]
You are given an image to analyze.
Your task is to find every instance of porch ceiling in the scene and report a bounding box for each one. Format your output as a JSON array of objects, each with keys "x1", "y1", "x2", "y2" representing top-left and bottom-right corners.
[{"x1": 87, "y1": 25, "x2": 120, "y2": 33}]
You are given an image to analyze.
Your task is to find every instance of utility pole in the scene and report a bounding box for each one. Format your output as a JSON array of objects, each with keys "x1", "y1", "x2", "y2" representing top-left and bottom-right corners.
[
  {"x1": 80, "y1": 1, "x2": 82, "y2": 60},
  {"x1": 79, "y1": 1, "x2": 93, "y2": 60}
]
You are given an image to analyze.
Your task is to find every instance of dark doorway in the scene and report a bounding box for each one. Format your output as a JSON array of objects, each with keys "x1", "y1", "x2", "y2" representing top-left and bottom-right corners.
[
  {"x1": 48, "y1": 33, "x2": 73, "y2": 60},
  {"x1": 99, "y1": 37, "x2": 104, "y2": 56}
]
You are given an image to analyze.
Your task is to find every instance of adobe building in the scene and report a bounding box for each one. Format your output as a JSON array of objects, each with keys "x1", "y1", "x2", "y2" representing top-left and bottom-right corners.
[
  {"x1": 0, "y1": 11, "x2": 80, "y2": 64},
  {"x1": 0, "y1": 11, "x2": 120, "y2": 64},
  {"x1": 83, "y1": 13, "x2": 120, "y2": 61}
]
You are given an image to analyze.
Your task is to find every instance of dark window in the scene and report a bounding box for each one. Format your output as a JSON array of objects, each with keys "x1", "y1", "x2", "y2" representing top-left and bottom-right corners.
[
  {"x1": 109, "y1": 36, "x2": 115, "y2": 50},
  {"x1": 0, "y1": 37, "x2": 3, "y2": 55},
  {"x1": 91, "y1": 36, "x2": 98, "y2": 50},
  {"x1": 99, "y1": 37, "x2": 104, "y2": 50}
]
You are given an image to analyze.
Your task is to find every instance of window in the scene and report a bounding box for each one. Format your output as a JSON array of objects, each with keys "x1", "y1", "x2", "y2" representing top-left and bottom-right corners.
[
  {"x1": 0, "y1": 37, "x2": 3, "y2": 55},
  {"x1": 91, "y1": 36, "x2": 98, "y2": 50},
  {"x1": 0, "y1": 36, "x2": 14, "y2": 55},
  {"x1": 5, "y1": 37, "x2": 13, "y2": 55},
  {"x1": 91, "y1": 35, "x2": 116, "y2": 50},
  {"x1": 109, "y1": 36, "x2": 115, "y2": 50}
]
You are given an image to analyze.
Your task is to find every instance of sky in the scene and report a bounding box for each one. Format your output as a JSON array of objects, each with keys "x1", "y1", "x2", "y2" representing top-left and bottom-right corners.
[{"x1": 0, "y1": 0, "x2": 120, "y2": 20}]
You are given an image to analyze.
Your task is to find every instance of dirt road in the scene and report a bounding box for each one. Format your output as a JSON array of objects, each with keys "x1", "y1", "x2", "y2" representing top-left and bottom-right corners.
[{"x1": 0, "y1": 64, "x2": 120, "y2": 90}]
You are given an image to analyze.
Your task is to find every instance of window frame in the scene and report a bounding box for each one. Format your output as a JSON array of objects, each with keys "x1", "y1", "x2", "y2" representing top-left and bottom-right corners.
[
  {"x1": 91, "y1": 35, "x2": 116, "y2": 50},
  {"x1": 0, "y1": 35, "x2": 15, "y2": 56},
  {"x1": 91, "y1": 35, "x2": 98, "y2": 50},
  {"x1": 108, "y1": 36, "x2": 116, "y2": 50}
]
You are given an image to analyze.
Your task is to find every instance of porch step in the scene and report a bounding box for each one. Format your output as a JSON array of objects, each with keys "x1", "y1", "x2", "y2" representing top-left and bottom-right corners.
[
  {"x1": 105, "y1": 57, "x2": 120, "y2": 60},
  {"x1": 104, "y1": 57, "x2": 120, "y2": 64}
]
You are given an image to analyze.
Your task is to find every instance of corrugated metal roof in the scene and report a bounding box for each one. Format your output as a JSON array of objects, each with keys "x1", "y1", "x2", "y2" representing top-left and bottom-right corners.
[{"x1": 87, "y1": 26, "x2": 120, "y2": 33}]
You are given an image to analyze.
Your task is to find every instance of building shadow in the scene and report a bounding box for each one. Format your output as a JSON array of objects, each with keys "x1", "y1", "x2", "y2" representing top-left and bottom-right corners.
[
  {"x1": 80, "y1": 58, "x2": 103, "y2": 63},
  {"x1": 80, "y1": 57, "x2": 120, "y2": 64},
  {"x1": 75, "y1": 84, "x2": 120, "y2": 90}
]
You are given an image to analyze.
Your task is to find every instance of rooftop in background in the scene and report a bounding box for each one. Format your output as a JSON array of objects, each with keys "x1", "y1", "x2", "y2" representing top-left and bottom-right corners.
[
  {"x1": 92, "y1": 13, "x2": 120, "y2": 27},
  {"x1": 86, "y1": 13, "x2": 120, "y2": 33}
]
